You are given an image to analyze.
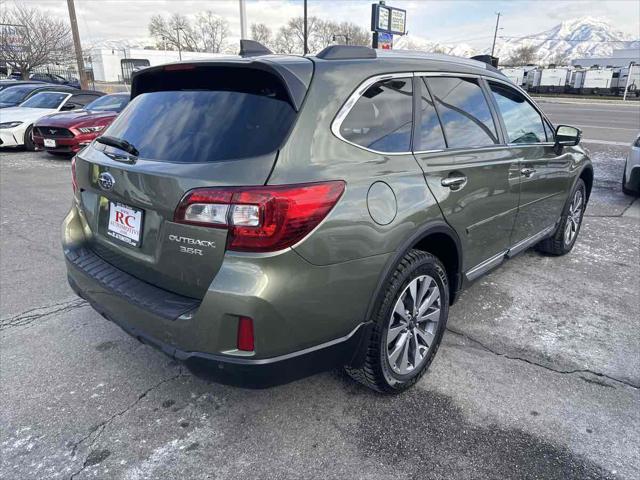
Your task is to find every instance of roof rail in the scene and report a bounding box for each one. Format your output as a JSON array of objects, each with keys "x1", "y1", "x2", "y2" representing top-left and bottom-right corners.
[
  {"x1": 239, "y1": 39, "x2": 273, "y2": 57},
  {"x1": 316, "y1": 45, "x2": 377, "y2": 60}
]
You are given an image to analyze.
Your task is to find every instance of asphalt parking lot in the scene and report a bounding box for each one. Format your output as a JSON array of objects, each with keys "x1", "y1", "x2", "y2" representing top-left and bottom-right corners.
[{"x1": 1, "y1": 112, "x2": 639, "y2": 478}]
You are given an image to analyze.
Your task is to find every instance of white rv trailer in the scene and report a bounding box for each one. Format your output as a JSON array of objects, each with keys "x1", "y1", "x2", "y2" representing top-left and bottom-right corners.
[
  {"x1": 528, "y1": 68, "x2": 570, "y2": 93},
  {"x1": 611, "y1": 64, "x2": 640, "y2": 97},
  {"x1": 500, "y1": 67, "x2": 526, "y2": 86},
  {"x1": 570, "y1": 68, "x2": 614, "y2": 94}
]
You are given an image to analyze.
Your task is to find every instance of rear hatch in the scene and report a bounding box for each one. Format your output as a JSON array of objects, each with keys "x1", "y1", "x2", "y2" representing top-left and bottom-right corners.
[{"x1": 73, "y1": 59, "x2": 313, "y2": 298}]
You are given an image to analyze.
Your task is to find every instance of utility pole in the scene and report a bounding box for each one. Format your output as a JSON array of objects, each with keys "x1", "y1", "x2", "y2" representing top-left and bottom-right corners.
[
  {"x1": 175, "y1": 27, "x2": 182, "y2": 60},
  {"x1": 303, "y1": 0, "x2": 308, "y2": 55},
  {"x1": 239, "y1": 0, "x2": 247, "y2": 39},
  {"x1": 491, "y1": 12, "x2": 501, "y2": 58},
  {"x1": 66, "y1": 0, "x2": 88, "y2": 89}
]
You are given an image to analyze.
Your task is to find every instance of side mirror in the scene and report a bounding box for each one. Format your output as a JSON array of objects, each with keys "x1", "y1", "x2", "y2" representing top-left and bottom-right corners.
[
  {"x1": 61, "y1": 103, "x2": 76, "y2": 111},
  {"x1": 554, "y1": 125, "x2": 581, "y2": 154}
]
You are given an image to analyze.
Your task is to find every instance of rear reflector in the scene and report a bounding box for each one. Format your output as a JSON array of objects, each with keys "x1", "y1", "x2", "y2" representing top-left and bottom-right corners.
[
  {"x1": 237, "y1": 317, "x2": 254, "y2": 351},
  {"x1": 174, "y1": 181, "x2": 345, "y2": 252}
]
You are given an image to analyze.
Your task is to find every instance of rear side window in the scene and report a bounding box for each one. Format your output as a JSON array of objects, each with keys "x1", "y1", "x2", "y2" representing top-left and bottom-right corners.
[
  {"x1": 417, "y1": 79, "x2": 447, "y2": 151},
  {"x1": 489, "y1": 82, "x2": 546, "y2": 144},
  {"x1": 340, "y1": 77, "x2": 413, "y2": 153},
  {"x1": 426, "y1": 77, "x2": 498, "y2": 148},
  {"x1": 104, "y1": 70, "x2": 296, "y2": 163}
]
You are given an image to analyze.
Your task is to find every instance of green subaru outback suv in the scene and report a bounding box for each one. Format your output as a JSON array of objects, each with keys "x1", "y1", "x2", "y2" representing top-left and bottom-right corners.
[{"x1": 63, "y1": 43, "x2": 593, "y2": 392}]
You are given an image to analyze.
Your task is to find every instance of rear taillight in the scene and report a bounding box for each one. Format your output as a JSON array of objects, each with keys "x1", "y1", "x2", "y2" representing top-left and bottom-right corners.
[
  {"x1": 237, "y1": 316, "x2": 254, "y2": 351},
  {"x1": 174, "y1": 181, "x2": 345, "y2": 252},
  {"x1": 71, "y1": 156, "x2": 78, "y2": 194}
]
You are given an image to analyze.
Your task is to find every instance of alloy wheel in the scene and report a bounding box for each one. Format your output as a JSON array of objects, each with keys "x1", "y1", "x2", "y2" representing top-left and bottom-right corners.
[
  {"x1": 564, "y1": 189, "x2": 584, "y2": 246},
  {"x1": 386, "y1": 275, "x2": 442, "y2": 375}
]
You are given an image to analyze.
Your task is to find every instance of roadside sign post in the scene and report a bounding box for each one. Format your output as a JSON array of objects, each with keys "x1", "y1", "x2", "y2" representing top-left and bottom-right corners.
[{"x1": 371, "y1": 1, "x2": 406, "y2": 50}]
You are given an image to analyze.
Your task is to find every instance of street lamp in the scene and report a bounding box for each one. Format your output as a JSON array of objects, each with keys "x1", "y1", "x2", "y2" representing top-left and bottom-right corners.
[{"x1": 174, "y1": 26, "x2": 186, "y2": 60}]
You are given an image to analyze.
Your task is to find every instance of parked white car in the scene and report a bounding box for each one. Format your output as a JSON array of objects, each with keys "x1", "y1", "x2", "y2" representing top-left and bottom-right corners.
[
  {"x1": 623, "y1": 133, "x2": 640, "y2": 196},
  {"x1": 0, "y1": 90, "x2": 103, "y2": 150}
]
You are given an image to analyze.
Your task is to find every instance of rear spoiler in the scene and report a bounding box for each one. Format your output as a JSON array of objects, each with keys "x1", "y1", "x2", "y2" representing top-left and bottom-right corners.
[{"x1": 130, "y1": 56, "x2": 313, "y2": 112}]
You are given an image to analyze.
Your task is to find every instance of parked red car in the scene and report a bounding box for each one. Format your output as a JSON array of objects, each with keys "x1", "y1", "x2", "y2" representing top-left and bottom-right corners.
[{"x1": 33, "y1": 93, "x2": 129, "y2": 155}]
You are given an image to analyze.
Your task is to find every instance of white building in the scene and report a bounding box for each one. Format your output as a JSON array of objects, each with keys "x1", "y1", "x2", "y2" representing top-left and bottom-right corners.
[
  {"x1": 572, "y1": 47, "x2": 640, "y2": 68},
  {"x1": 88, "y1": 47, "x2": 224, "y2": 82}
]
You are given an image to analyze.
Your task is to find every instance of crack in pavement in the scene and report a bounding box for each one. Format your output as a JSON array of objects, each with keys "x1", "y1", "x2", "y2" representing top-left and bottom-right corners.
[
  {"x1": 69, "y1": 369, "x2": 189, "y2": 480},
  {"x1": 446, "y1": 327, "x2": 639, "y2": 390},
  {"x1": 0, "y1": 299, "x2": 88, "y2": 331}
]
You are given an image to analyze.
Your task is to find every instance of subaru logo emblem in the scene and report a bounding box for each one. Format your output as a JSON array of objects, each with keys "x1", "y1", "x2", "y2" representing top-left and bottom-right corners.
[
  {"x1": 98, "y1": 172, "x2": 115, "y2": 191},
  {"x1": 49, "y1": 129, "x2": 57, "y2": 135}
]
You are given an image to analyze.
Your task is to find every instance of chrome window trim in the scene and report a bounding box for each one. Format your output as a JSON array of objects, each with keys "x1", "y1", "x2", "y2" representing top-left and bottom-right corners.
[
  {"x1": 331, "y1": 72, "x2": 415, "y2": 156},
  {"x1": 331, "y1": 70, "x2": 559, "y2": 156}
]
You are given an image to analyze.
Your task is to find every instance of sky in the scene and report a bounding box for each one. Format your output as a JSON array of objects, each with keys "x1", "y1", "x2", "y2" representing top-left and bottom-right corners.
[{"x1": 6, "y1": 0, "x2": 640, "y2": 50}]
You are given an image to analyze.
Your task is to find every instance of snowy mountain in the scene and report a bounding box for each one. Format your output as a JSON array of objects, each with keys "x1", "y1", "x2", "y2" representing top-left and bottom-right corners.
[
  {"x1": 492, "y1": 17, "x2": 640, "y2": 64},
  {"x1": 393, "y1": 17, "x2": 639, "y2": 65},
  {"x1": 393, "y1": 35, "x2": 476, "y2": 58}
]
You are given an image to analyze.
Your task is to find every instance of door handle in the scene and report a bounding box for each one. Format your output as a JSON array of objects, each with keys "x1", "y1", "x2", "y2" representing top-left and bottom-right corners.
[
  {"x1": 521, "y1": 167, "x2": 536, "y2": 178},
  {"x1": 441, "y1": 175, "x2": 467, "y2": 189}
]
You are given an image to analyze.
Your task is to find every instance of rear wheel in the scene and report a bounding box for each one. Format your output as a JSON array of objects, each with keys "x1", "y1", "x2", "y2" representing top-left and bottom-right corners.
[
  {"x1": 23, "y1": 125, "x2": 36, "y2": 151},
  {"x1": 345, "y1": 250, "x2": 449, "y2": 393},
  {"x1": 537, "y1": 179, "x2": 586, "y2": 255}
]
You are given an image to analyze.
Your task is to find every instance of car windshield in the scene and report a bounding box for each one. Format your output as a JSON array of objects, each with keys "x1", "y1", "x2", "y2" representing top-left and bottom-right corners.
[
  {"x1": 85, "y1": 94, "x2": 129, "y2": 112},
  {"x1": 0, "y1": 85, "x2": 36, "y2": 103},
  {"x1": 20, "y1": 92, "x2": 68, "y2": 109}
]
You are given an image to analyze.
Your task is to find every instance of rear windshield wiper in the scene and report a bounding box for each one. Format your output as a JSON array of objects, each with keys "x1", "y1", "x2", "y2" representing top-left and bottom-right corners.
[{"x1": 96, "y1": 135, "x2": 139, "y2": 157}]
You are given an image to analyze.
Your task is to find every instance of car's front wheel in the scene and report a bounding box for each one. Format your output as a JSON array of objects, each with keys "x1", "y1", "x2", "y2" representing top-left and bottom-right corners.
[
  {"x1": 345, "y1": 250, "x2": 449, "y2": 393},
  {"x1": 23, "y1": 125, "x2": 36, "y2": 151}
]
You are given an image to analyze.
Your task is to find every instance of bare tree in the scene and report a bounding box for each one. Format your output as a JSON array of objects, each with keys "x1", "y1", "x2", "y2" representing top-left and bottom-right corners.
[
  {"x1": 250, "y1": 23, "x2": 273, "y2": 48},
  {"x1": 334, "y1": 22, "x2": 370, "y2": 47},
  {"x1": 149, "y1": 13, "x2": 199, "y2": 52},
  {"x1": 0, "y1": 4, "x2": 74, "y2": 78},
  {"x1": 195, "y1": 11, "x2": 230, "y2": 53},
  {"x1": 548, "y1": 51, "x2": 570, "y2": 66},
  {"x1": 271, "y1": 17, "x2": 370, "y2": 54},
  {"x1": 508, "y1": 45, "x2": 538, "y2": 66},
  {"x1": 274, "y1": 25, "x2": 299, "y2": 54}
]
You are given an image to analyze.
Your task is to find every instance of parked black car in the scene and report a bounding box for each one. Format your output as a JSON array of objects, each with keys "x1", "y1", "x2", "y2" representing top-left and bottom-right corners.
[
  {"x1": 30, "y1": 73, "x2": 81, "y2": 89},
  {"x1": 0, "y1": 80, "x2": 46, "y2": 92},
  {"x1": 0, "y1": 84, "x2": 78, "y2": 108}
]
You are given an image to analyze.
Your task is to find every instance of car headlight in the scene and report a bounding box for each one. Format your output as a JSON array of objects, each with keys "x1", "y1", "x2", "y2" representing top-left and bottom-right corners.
[
  {"x1": 0, "y1": 121, "x2": 23, "y2": 129},
  {"x1": 77, "y1": 125, "x2": 105, "y2": 133}
]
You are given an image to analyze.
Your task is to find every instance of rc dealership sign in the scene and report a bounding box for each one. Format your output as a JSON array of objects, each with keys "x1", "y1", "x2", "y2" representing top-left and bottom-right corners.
[{"x1": 371, "y1": 2, "x2": 407, "y2": 49}]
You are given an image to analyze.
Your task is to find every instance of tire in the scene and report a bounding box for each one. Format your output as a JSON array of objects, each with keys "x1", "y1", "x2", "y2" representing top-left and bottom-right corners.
[
  {"x1": 622, "y1": 164, "x2": 638, "y2": 196},
  {"x1": 537, "y1": 179, "x2": 586, "y2": 255},
  {"x1": 23, "y1": 125, "x2": 36, "y2": 151},
  {"x1": 345, "y1": 250, "x2": 449, "y2": 393}
]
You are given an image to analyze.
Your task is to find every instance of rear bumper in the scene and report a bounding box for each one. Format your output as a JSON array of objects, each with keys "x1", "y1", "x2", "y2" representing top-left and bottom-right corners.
[
  {"x1": 62, "y1": 204, "x2": 383, "y2": 388},
  {"x1": 68, "y1": 269, "x2": 367, "y2": 388}
]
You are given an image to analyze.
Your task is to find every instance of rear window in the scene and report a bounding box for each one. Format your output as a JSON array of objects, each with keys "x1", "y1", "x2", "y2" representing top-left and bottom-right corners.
[
  {"x1": 85, "y1": 94, "x2": 129, "y2": 112},
  {"x1": 104, "y1": 69, "x2": 296, "y2": 163}
]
